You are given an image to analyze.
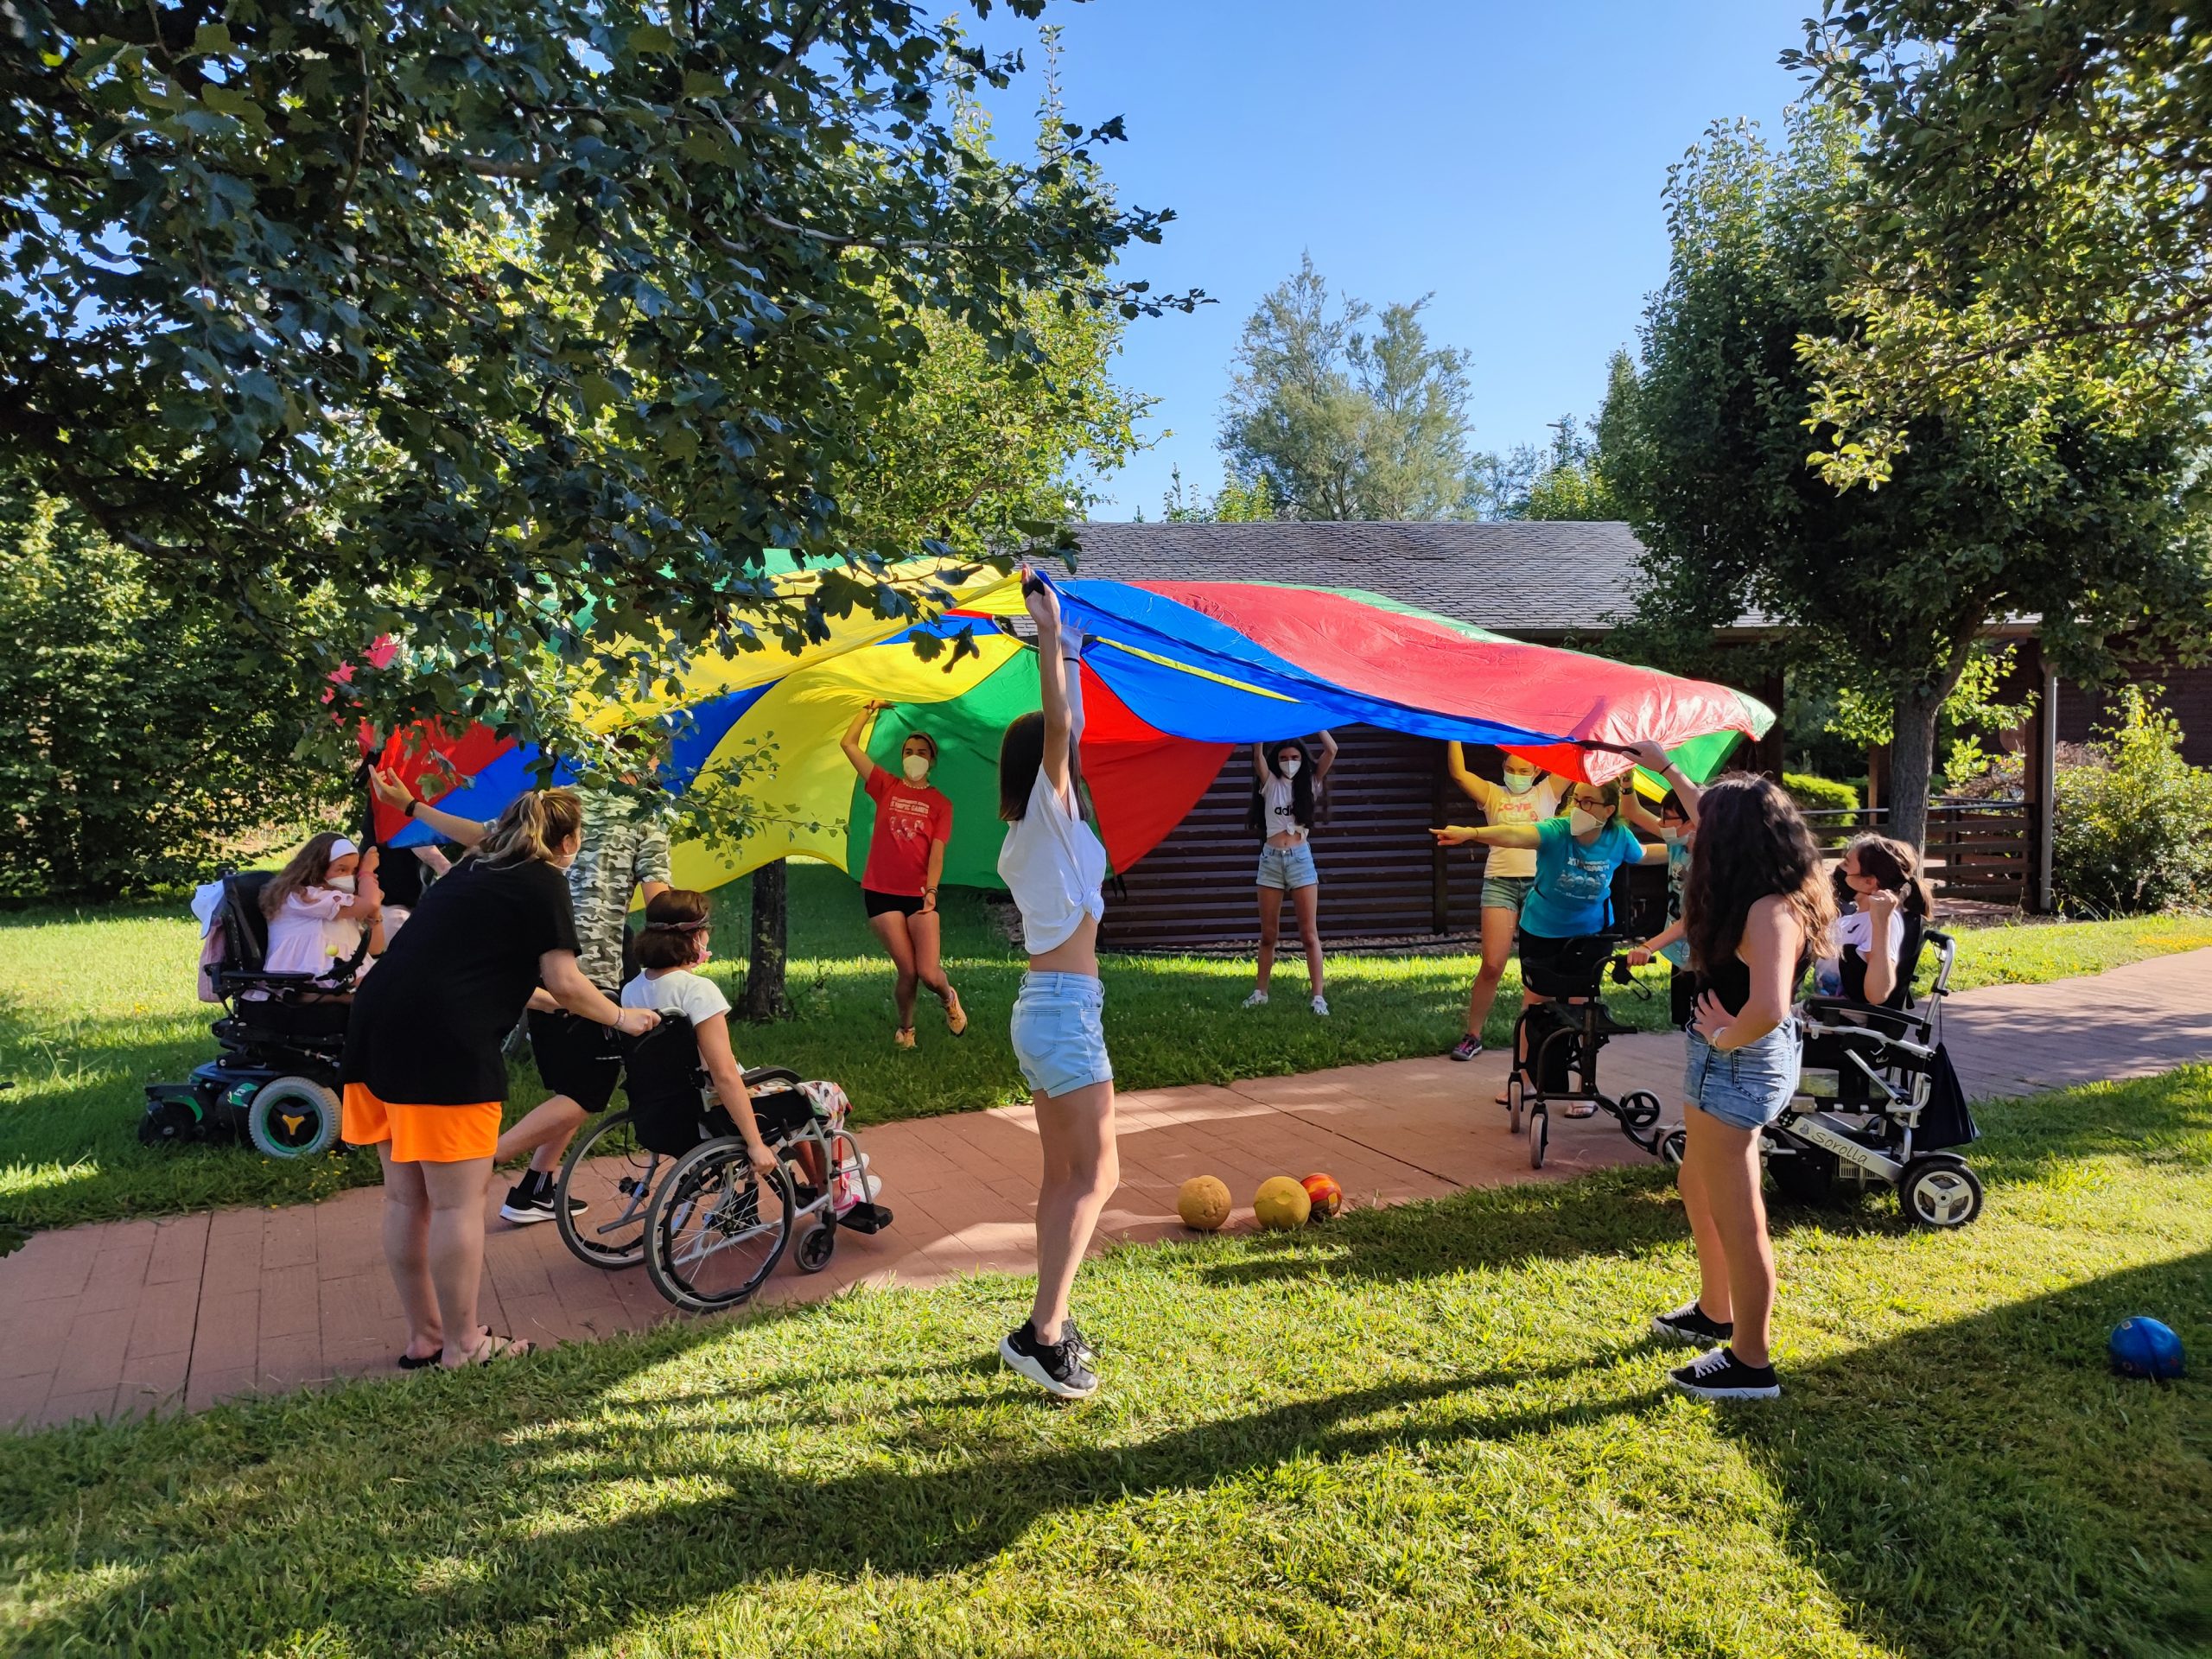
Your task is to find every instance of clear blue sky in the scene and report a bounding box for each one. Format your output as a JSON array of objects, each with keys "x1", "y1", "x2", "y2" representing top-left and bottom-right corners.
[{"x1": 966, "y1": 0, "x2": 1808, "y2": 519}]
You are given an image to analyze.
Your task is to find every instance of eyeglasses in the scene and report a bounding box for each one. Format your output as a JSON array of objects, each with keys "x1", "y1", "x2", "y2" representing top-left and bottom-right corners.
[{"x1": 1572, "y1": 797, "x2": 1611, "y2": 811}]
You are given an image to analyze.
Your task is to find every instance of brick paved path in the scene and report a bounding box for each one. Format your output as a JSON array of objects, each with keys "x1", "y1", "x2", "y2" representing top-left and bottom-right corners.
[{"x1": 4, "y1": 949, "x2": 2208, "y2": 1430}]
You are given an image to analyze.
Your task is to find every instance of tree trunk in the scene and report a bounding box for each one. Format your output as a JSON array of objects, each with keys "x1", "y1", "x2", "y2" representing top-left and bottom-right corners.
[
  {"x1": 739, "y1": 859, "x2": 792, "y2": 1022},
  {"x1": 1885, "y1": 683, "x2": 1946, "y2": 851}
]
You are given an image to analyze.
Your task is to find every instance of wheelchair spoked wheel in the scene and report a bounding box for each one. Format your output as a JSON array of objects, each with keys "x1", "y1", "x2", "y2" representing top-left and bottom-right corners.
[
  {"x1": 245, "y1": 1077, "x2": 340, "y2": 1160},
  {"x1": 645, "y1": 1139, "x2": 794, "y2": 1312},
  {"x1": 556, "y1": 1110, "x2": 663, "y2": 1269}
]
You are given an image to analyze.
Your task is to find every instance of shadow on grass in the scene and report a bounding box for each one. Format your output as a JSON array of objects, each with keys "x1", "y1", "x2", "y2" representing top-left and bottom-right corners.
[
  {"x1": 1723, "y1": 1248, "x2": 2211, "y2": 1659},
  {"x1": 0, "y1": 1323, "x2": 1656, "y2": 1656}
]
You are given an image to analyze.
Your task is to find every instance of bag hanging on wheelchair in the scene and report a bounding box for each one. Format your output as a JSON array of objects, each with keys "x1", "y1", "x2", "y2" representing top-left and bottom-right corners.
[{"x1": 1914, "y1": 1044, "x2": 1980, "y2": 1151}]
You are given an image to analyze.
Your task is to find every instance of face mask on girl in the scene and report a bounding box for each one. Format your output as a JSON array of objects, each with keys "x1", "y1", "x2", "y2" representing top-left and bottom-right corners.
[
  {"x1": 1501, "y1": 768, "x2": 1537, "y2": 795},
  {"x1": 326, "y1": 874, "x2": 357, "y2": 893},
  {"x1": 1569, "y1": 807, "x2": 1607, "y2": 836},
  {"x1": 901, "y1": 753, "x2": 931, "y2": 785},
  {"x1": 1660, "y1": 824, "x2": 1688, "y2": 846},
  {"x1": 1278, "y1": 755, "x2": 1302, "y2": 778}
]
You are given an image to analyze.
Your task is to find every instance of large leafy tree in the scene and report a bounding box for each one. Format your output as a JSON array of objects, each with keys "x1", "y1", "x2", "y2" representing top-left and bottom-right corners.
[
  {"x1": 0, "y1": 479, "x2": 335, "y2": 898},
  {"x1": 734, "y1": 73, "x2": 1149, "y2": 1019},
  {"x1": 1788, "y1": 2, "x2": 2212, "y2": 486},
  {"x1": 0, "y1": 2, "x2": 1192, "y2": 770},
  {"x1": 1218, "y1": 254, "x2": 1473, "y2": 521},
  {"x1": 1606, "y1": 115, "x2": 2209, "y2": 849}
]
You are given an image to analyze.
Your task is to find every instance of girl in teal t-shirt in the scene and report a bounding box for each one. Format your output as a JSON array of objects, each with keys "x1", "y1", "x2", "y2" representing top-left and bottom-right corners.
[{"x1": 1436, "y1": 762, "x2": 1681, "y2": 1115}]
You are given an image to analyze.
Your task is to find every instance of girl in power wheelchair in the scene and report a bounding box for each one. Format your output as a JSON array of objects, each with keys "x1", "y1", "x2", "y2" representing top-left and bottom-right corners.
[{"x1": 143, "y1": 833, "x2": 386, "y2": 1158}]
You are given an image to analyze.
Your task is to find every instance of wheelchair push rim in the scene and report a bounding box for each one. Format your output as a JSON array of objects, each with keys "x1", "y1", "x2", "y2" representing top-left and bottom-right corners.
[
  {"x1": 556, "y1": 1110, "x2": 663, "y2": 1269},
  {"x1": 645, "y1": 1139, "x2": 794, "y2": 1311}
]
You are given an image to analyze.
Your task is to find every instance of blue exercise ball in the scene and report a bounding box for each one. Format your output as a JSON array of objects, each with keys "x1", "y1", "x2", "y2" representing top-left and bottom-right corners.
[{"x1": 2109, "y1": 1317, "x2": 2186, "y2": 1381}]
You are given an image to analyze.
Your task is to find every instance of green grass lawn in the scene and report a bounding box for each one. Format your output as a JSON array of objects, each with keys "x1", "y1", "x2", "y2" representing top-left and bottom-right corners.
[
  {"x1": 1, "y1": 867, "x2": 2208, "y2": 1235},
  {"x1": 0, "y1": 1067, "x2": 2204, "y2": 1657}
]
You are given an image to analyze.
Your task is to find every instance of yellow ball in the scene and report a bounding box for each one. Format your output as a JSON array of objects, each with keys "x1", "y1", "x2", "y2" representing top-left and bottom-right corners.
[
  {"x1": 1253, "y1": 1175, "x2": 1313, "y2": 1230},
  {"x1": 1177, "y1": 1175, "x2": 1233, "y2": 1231}
]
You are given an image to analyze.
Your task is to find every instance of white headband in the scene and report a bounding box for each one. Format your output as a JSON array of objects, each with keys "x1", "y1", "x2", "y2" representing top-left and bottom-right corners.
[{"x1": 330, "y1": 837, "x2": 359, "y2": 859}]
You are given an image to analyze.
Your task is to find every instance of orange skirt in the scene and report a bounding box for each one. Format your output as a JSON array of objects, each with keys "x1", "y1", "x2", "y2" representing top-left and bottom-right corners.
[{"x1": 341, "y1": 1084, "x2": 500, "y2": 1164}]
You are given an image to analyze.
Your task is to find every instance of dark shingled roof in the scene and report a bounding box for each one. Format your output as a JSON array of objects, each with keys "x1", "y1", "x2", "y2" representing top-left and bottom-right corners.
[
  {"x1": 1070, "y1": 520, "x2": 1641, "y2": 636},
  {"x1": 1066, "y1": 520, "x2": 1764, "y2": 637}
]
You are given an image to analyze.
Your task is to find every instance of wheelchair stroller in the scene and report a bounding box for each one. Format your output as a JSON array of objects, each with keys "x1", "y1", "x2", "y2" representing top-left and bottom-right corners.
[
  {"x1": 139, "y1": 870, "x2": 364, "y2": 1159},
  {"x1": 551, "y1": 1015, "x2": 892, "y2": 1312},
  {"x1": 1506, "y1": 931, "x2": 1669, "y2": 1171},
  {"x1": 1748, "y1": 926, "x2": 1985, "y2": 1229}
]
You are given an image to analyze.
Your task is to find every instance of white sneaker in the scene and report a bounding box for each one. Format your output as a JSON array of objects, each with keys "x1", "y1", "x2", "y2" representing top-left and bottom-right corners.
[
  {"x1": 1243, "y1": 988, "x2": 1269, "y2": 1008},
  {"x1": 1311, "y1": 994, "x2": 1330, "y2": 1017}
]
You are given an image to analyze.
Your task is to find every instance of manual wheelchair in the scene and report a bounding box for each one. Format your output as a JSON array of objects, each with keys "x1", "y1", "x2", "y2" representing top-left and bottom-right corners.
[{"x1": 551, "y1": 1014, "x2": 891, "y2": 1311}]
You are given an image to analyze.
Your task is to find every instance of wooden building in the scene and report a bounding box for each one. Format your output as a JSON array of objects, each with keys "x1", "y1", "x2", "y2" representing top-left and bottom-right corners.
[{"x1": 1074, "y1": 521, "x2": 2211, "y2": 950}]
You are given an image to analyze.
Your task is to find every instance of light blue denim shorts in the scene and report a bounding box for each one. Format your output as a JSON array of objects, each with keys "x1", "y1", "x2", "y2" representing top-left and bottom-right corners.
[
  {"x1": 1479, "y1": 873, "x2": 1533, "y2": 915},
  {"x1": 1255, "y1": 842, "x2": 1319, "y2": 891},
  {"x1": 1684, "y1": 1018, "x2": 1802, "y2": 1131},
  {"x1": 1010, "y1": 971, "x2": 1113, "y2": 1099}
]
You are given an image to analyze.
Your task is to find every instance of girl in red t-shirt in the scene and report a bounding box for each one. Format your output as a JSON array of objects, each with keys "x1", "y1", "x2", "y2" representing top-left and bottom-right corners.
[{"x1": 841, "y1": 701, "x2": 969, "y2": 1047}]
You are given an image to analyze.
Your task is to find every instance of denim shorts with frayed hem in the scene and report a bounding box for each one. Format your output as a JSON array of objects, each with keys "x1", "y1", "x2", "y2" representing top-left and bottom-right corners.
[
  {"x1": 1010, "y1": 970, "x2": 1113, "y2": 1099},
  {"x1": 1478, "y1": 873, "x2": 1532, "y2": 915},
  {"x1": 1684, "y1": 1019, "x2": 1802, "y2": 1131},
  {"x1": 1255, "y1": 842, "x2": 1318, "y2": 891}
]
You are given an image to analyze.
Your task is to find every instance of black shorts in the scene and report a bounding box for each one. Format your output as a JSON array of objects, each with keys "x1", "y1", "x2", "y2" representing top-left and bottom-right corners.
[
  {"x1": 526, "y1": 1008, "x2": 624, "y2": 1114},
  {"x1": 862, "y1": 887, "x2": 925, "y2": 919},
  {"x1": 1517, "y1": 931, "x2": 1613, "y2": 1001}
]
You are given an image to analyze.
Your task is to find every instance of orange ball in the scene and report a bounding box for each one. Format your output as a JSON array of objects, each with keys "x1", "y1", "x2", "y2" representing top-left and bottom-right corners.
[
  {"x1": 1177, "y1": 1175, "x2": 1233, "y2": 1231},
  {"x1": 1300, "y1": 1173, "x2": 1344, "y2": 1221}
]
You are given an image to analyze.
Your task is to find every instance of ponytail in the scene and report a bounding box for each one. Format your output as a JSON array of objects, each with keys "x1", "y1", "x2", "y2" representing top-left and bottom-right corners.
[{"x1": 477, "y1": 788, "x2": 585, "y2": 869}]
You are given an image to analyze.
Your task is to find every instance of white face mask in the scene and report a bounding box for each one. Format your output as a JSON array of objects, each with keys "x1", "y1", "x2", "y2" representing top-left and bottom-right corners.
[
  {"x1": 1660, "y1": 826, "x2": 1687, "y2": 846},
  {"x1": 1502, "y1": 770, "x2": 1537, "y2": 796},
  {"x1": 901, "y1": 753, "x2": 931, "y2": 785},
  {"x1": 1570, "y1": 808, "x2": 1606, "y2": 837},
  {"x1": 1278, "y1": 756, "x2": 1302, "y2": 778},
  {"x1": 325, "y1": 874, "x2": 357, "y2": 893},
  {"x1": 550, "y1": 847, "x2": 579, "y2": 873}
]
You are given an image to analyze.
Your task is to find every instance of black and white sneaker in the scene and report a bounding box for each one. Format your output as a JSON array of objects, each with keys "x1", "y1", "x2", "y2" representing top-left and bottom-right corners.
[
  {"x1": 1669, "y1": 1345, "x2": 1780, "y2": 1401},
  {"x1": 999, "y1": 1319, "x2": 1099, "y2": 1399},
  {"x1": 1650, "y1": 1300, "x2": 1734, "y2": 1349},
  {"x1": 499, "y1": 1172, "x2": 585, "y2": 1226},
  {"x1": 1063, "y1": 1316, "x2": 1098, "y2": 1369}
]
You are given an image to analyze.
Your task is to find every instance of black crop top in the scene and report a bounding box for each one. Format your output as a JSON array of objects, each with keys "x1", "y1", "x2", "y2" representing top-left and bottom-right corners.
[{"x1": 1695, "y1": 952, "x2": 1753, "y2": 1017}]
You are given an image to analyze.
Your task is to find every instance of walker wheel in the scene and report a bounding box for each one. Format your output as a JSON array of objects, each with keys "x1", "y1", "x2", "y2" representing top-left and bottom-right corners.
[
  {"x1": 1659, "y1": 1128, "x2": 1688, "y2": 1167},
  {"x1": 1529, "y1": 1105, "x2": 1548, "y2": 1170},
  {"x1": 795, "y1": 1223, "x2": 837, "y2": 1274},
  {"x1": 1619, "y1": 1090, "x2": 1663, "y2": 1130},
  {"x1": 1505, "y1": 1075, "x2": 1523, "y2": 1135}
]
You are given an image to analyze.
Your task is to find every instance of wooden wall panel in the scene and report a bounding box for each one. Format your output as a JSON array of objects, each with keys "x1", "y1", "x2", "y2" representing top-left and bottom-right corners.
[{"x1": 1098, "y1": 727, "x2": 1674, "y2": 951}]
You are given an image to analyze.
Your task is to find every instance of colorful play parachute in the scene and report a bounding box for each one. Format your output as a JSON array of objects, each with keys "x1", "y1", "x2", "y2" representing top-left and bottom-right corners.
[{"x1": 368, "y1": 568, "x2": 1771, "y2": 893}]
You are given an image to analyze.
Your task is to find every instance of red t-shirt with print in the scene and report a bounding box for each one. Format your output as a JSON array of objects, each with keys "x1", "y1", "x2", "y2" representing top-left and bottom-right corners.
[{"x1": 861, "y1": 768, "x2": 954, "y2": 896}]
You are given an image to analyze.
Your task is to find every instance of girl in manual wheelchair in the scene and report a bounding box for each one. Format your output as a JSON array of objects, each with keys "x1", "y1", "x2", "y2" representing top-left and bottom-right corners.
[{"x1": 596, "y1": 890, "x2": 887, "y2": 1312}]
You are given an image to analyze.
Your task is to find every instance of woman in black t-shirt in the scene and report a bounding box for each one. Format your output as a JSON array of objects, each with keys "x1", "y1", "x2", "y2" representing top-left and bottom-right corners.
[{"x1": 341, "y1": 788, "x2": 660, "y2": 1369}]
